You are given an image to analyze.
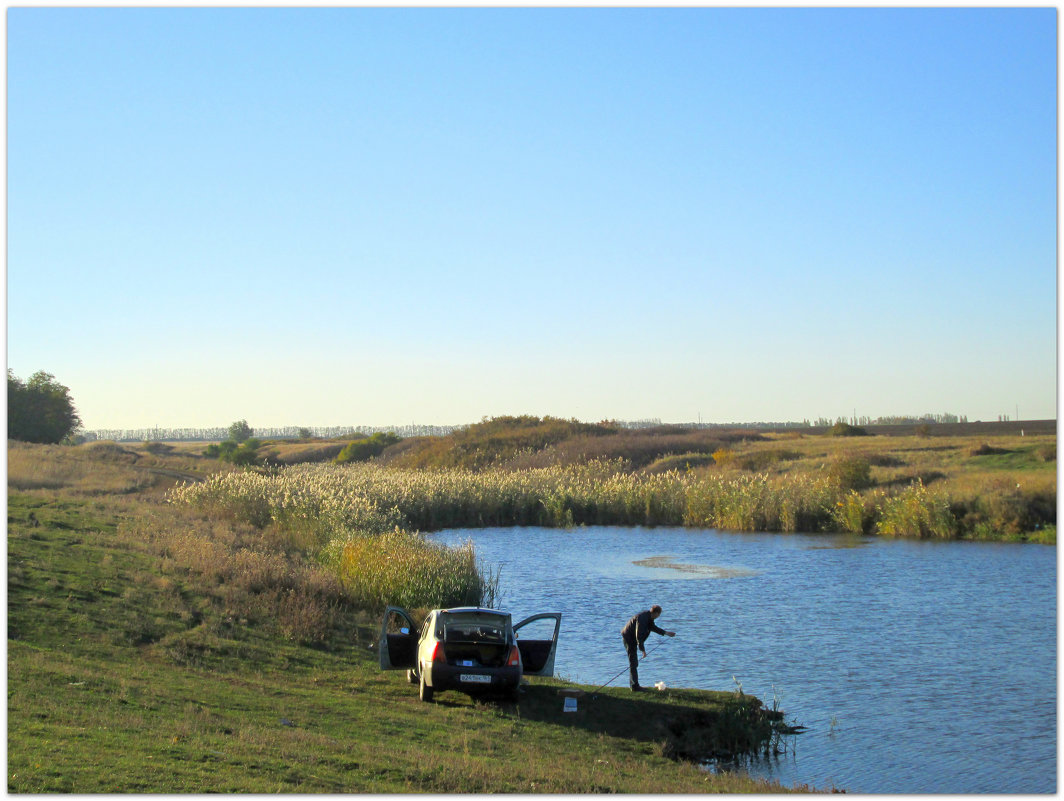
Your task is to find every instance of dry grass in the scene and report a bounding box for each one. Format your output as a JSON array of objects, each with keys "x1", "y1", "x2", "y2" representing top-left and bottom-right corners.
[
  {"x1": 8, "y1": 441, "x2": 150, "y2": 493},
  {"x1": 260, "y1": 441, "x2": 347, "y2": 465},
  {"x1": 7, "y1": 440, "x2": 221, "y2": 496},
  {"x1": 119, "y1": 503, "x2": 354, "y2": 644},
  {"x1": 5, "y1": 441, "x2": 356, "y2": 646}
]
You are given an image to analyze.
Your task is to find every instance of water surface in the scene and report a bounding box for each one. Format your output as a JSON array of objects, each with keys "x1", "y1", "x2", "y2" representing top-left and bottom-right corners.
[{"x1": 431, "y1": 526, "x2": 1056, "y2": 794}]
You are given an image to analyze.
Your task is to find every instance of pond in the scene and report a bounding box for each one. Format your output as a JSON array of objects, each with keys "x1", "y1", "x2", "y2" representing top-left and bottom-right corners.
[{"x1": 430, "y1": 526, "x2": 1056, "y2": 794}]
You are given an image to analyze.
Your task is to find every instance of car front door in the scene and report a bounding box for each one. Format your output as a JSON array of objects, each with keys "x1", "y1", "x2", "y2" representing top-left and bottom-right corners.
[
  {"x1": 513, "y1": 613, "x2": 562, "y2": 677},
  {"x1": 379, "y1": 605, "x2": 418, "y2": 671}
]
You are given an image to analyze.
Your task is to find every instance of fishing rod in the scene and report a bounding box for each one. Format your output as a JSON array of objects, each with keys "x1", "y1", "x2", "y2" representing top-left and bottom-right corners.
[{"x1": 589, "y1": 638, "x2": 670, "y2": 695}]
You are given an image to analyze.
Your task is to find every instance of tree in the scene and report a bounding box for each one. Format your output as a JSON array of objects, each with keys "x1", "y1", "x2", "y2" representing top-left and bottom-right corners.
[
  {"x1": 227, "y1": 419, "x2": 253, "y2": 443},
  {"x1": 8, "y1": 370, "x2": 82, "y2": 444}
]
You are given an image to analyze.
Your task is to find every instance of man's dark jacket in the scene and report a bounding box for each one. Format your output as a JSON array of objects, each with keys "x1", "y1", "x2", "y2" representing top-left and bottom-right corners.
[{"x1": 620, "y1": 610, "x2": 666, "y2": 650}]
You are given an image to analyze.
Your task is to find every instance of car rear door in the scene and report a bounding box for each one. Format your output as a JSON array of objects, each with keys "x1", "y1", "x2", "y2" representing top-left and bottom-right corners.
[
  {"x1": 379, "y1": 606, "x2": 418, "y2": 670},
  {"x1": 513, "y1": 613, "x2": 562, "y2": 677}
]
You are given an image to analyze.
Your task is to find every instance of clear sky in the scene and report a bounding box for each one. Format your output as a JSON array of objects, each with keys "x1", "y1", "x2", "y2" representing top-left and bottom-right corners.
[{"x1": 7, "y1": 7, "x2": 1058, "y2": 431}]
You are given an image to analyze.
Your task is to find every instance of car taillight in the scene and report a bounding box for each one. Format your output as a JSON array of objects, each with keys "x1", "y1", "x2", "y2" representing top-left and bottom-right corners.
[
  {"x1": 430, "y1": 642, "x2": 446, "y2": 663},
  {"x1": 506, "y1": 645, "x2": 521, "y2": 667}
]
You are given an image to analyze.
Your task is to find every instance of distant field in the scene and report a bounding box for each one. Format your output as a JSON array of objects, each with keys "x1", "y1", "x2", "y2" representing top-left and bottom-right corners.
[
  {"x1": 777, "y1": 419, "x2": 1056, "y2": 437},
  {"x1": 57, "y1": 416, "x2": 1057, "y2": 542}
]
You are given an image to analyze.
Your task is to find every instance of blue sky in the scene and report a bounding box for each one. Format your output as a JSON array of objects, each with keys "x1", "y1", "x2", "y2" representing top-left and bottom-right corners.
[{"x1": 7, "y1": 7, "x2": 1057, "y2": 430}]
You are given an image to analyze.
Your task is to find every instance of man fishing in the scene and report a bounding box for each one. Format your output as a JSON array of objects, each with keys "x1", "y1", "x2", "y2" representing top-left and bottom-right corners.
[{"x1": 620, "y1": 604, "x2": 675, "y2": 691}]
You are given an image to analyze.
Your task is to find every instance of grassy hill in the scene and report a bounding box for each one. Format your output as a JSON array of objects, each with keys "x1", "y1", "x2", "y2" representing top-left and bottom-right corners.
[
  {"x1": 365, "y1": 415, "x2": 767, "y2": 471},
  {"x1": 7, "y1": 443, "x2": 802, "y2": 793}
]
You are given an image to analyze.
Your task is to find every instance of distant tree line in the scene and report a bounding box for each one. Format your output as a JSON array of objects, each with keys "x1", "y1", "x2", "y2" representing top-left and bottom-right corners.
[
  {"x1": 686, "y1": 413, "x2": 971, "y2": 429},
  {"x1": 85, "y1": 412, "x2": 992, "y2": 443},
  {"x1": 83, "y1": 423, "x2": 461, "y2": 442}
]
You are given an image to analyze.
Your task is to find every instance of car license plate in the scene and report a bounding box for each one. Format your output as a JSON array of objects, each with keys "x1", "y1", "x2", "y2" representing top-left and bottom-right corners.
[{"x1": 460, "y1": 674, "x2": 491, "y2": 684}]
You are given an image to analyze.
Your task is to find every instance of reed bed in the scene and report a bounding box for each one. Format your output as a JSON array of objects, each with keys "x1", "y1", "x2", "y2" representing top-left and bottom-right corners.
[
  {"x1": 167, "y1": 456, "x2": 1054, "y2": 611},
  {"x1": 169, "y1": 460, "x2": 1054, "y2": 544},
  {"x1": 321, "y1": 532, "x2": 488, "y2": 611}
]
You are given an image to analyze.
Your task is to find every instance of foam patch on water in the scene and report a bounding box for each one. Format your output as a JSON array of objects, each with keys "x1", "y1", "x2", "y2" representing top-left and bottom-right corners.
[{"x1": 632, "y1": 555, "x2": 762, "y2": 579}]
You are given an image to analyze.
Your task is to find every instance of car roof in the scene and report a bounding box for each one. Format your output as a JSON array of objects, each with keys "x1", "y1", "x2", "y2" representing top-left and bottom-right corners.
[{"x1": 439, "y1": 606, "x2": 507, "y2": 616}]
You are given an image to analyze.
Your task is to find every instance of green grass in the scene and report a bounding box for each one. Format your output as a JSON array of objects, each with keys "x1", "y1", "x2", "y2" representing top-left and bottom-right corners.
[
  {"x1": 968, "y1": 442, "x2": 1055, "y2": 471},
  {"x1": 8, "y1": 487, "x2": 802, "y2": 793}
]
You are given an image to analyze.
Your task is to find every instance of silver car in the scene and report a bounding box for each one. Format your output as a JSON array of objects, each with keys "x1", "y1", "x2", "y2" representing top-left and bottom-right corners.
[{"x1": 379, "y1": 606, "x2": 561, "y2": 702}]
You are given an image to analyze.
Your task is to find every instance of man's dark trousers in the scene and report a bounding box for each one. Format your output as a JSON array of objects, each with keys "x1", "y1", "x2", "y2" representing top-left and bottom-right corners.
[{"x1": 622, "y1": 634, "x2": 640, "y2": 689}]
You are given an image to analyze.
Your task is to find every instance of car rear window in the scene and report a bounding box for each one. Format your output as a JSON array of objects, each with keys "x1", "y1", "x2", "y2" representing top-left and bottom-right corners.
[{"x1": 444, "y1": 623, "x2": 506, "y2": 643}]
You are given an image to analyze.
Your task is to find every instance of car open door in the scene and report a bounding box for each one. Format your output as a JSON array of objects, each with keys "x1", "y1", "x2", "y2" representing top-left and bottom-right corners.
[
  {"x1": 513, "y1": 613, "x2": 562, "y2": 677},
  {"x1": 379, "y1": 606, "x2": 417, "y2": 671}
]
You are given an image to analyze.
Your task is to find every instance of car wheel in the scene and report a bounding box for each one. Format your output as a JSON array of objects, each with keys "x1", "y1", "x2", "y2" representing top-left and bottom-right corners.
[
  {"x1": 407, "y1": 669, "x2": 417, "y2": 684},
  {"x1": 419, "y1": 671, "x2": 434, "y2": 702}
]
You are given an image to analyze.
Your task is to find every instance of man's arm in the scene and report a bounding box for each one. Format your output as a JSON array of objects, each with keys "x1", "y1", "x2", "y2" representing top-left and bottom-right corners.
[{"x1": 650, "y1": 618, "x2": 676, "y2": 638}]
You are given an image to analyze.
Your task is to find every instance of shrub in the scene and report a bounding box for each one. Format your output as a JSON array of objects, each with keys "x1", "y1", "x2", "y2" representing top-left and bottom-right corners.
[
  {"x1": 334, "y1": 432, "x2": 401, "y2": 464},
  {"x1": 825, "y1": 455, "x2": 872, "y2": 490},
  {"x1": 712, "y1": 448, "x2": 736, "y2": 466},
  {"x1": 204, "y1": 439, "x2": 262, "y2": 466},
  {"x1": 827, "y1": 422, "x2": 868, "y2": 437}
]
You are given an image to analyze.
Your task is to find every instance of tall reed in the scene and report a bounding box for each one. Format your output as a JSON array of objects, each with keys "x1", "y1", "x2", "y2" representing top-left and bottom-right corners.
[
  {"x1": 875, "y1": 480, "x2": 955, "y2": 538},
  {"x1": 320, "y1": 531, "x2": 485, "y2": 611},
  {"x1": 167, "y1": 456, "x2": 1052, "y2": 613}
]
